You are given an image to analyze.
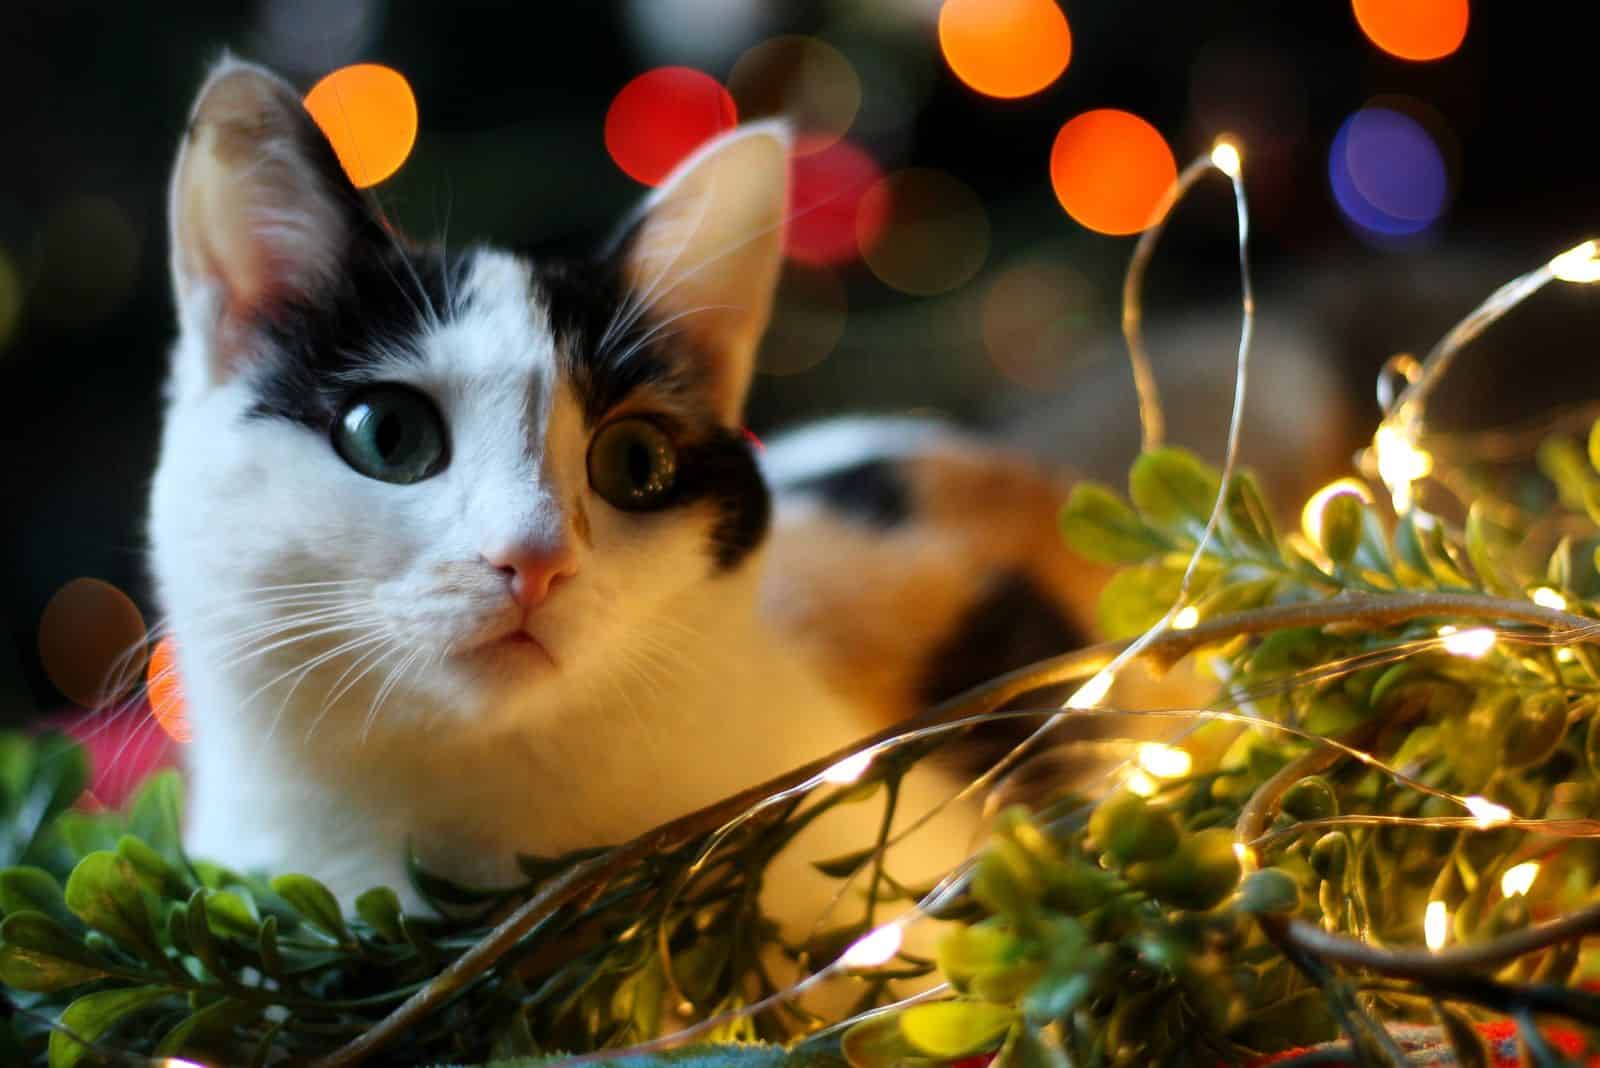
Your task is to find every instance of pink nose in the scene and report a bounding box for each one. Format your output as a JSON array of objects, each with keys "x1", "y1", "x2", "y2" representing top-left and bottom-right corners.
[{"x1": 484, "y1": 544, "x2": 577, "y2": 608}]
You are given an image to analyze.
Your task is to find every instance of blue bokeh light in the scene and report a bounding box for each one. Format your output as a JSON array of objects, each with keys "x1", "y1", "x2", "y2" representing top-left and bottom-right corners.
[{"x1": 1329, "y1": 106, "x2": 1448, "y2": 238}]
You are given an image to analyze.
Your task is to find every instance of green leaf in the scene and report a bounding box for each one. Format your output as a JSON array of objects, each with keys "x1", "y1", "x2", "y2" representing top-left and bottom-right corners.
[
  {"x1": 185, "y1": 891, "x2": 235, "y2": 985},
  {"x1": 1589, "y1": 418, "x2": 1600, "y2": 474},
  {"x1": 117, "y1": 835, "x2": 185, "y2": 898},
  {"x1": 898, "y1": 1000, "x2": 1017, "y2": 1059},
  {"x1": 937, "y1": 923, "x2": 1024, "y2": 990},
  {"x1": 1504, "y1": 691, "x2": 1570, "y2": 768},
  {"x1": 63, "y1": 851, "x2": 165, "y2": 966},
  {"x1": 0, "y1": 911, "x2": 113, "y2": 991},
  {"x1": 154, "y1": 996, "x2": 258, "y2": 1058},
  {"x1": 997, "y1": 1023, "x2": 1069, "y2": 1068},
  {"x1": 1088, "y1": 793, "x2": 1178, "y2": 865},
  {"x1": 1059, "y1": 483, "x2": 1164, "y2": 564},
  {"x1": 8, "y1": 734, "x2": 89, "y2": 867},
  {"x1": 1222, "y1": 471, "x2": 1278, "y2": 554},
  {"x1": 48, "y1": 985, "x2": 172, "y2": 1068},
  {"x1": 1465, "y1": 501, "x2": 1520, "y2": 595},
  {"x1": 127, "y1": 771, "x2": 185, "y2": 862},
  {"x1": 354, "y1": 885, "x2": 404, "y2": 942},
  {"x1": 1236, "y1": 869, "x2": 1300, "y2": 915},
  {"x1": 271, "y1": 873, "x2": 350, "y2": 942},
  {"x1": 202, "y1": 889, "x2": 261, "y2": 940},
  {"x1": 1097, "y1": 563, "x2": 1185, "y2": 641},
  {"x1": 1318, "y1": 493, "x2": 1363, "y2": 567},
  {"x1": 1129, "y1": 447, "x2": 1221, "y2": 529},
  {"x1": 842, "y1": 1013, "x2": 937, "y2": 1068},
  {"x1": 0, "y1": 865, "x2": 73, "y2": 926},
  {"x1": 1124, "y1": 828, "x2": 1242, "y2": 911}
]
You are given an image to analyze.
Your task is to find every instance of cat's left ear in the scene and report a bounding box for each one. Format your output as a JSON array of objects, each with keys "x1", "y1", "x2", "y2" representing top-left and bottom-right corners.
[{"x1": 616, "y1": 123, "x2": 790, "y2": 425}]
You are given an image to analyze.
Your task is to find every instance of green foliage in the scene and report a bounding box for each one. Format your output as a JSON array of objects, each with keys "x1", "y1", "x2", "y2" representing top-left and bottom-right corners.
[{"x1": 15, "y1": 426, "x2": 1600, "y2": 1065}]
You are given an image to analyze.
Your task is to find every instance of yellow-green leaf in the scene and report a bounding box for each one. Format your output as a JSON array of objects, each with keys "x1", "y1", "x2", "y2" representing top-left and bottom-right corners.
[
  {"x1": 48, "y1": 986, "x2": 171, "y2": 1068},
  {"x1": 898, "y1": 999, "x2": 1017, "y2": 1058},
  {"x1": 1130, "y1": 447, "x2": 1220, "y2": 529},
  {"x1": 1059, "y1": 483, "x2": 1163, "y2": 564},
  {"x1": 271, "y1": 873, "x2": 349, "y2": 942},
  {"x1": 0, "y1": 911, "x2": 112, "y2": 992}
]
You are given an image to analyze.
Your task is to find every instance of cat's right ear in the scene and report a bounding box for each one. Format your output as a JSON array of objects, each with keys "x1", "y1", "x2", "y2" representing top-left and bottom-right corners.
[{"x1": 168, "y1": 57, "x2": 371, "y2": 387}]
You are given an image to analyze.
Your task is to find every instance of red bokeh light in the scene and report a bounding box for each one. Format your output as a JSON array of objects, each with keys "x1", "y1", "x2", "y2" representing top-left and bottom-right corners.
[
  {"x1": 604, "y1": 67, "x2": 738, "y2": 187},
  {"x1": 786, "y1": 135, "x2": 885, "y2": 267}
]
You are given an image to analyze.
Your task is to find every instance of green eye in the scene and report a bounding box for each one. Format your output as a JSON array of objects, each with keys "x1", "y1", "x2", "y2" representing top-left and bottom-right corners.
[
  {"x1": 332, "y1": 385, "x2": 449, "y2": 484},
  {"x1": 587, "y1": 418, "x2": 678, "y2": 511}
]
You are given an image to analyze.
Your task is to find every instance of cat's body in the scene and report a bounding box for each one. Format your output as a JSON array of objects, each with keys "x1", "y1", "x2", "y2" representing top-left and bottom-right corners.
[{"x1": 151, "y1": 59, "x2": 1050, "y2": 919}]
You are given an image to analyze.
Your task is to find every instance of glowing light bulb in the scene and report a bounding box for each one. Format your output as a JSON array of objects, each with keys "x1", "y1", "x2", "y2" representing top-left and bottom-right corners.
[
  {"x1": 162, "y1": 1060, "x2": 208, "y2": 1068},
  {"x1": 839, "y1": 923, "x2": 903, "y2": 969},
  {"x1": 1300, "y1": 478, "x2": 1375, "y2": 548},
  {"x1": 1438, "y1": 626, "x2": 1495, "y2": 659},
  {"x1": 1373, "y1": 424, "x2": 1433, "y2": 514},
  {"x1": 1424, "y1": 899, "x2": 1449, "y2": 950},
  {"x1": 1065, "y1": 670, "x2": 1113, "y2": 709},
  {"x1": 1125, "y1": 770, "x2": 1158, "y2": 797},
  {"x1": 1500, "y1": 861, "x2": 1540, "y2": 898},
  {"x1": 1137, "y1": 743, "x2": 1192, "y2": 779},
  {"x1": 1173, "y1": 605, "x2": 1200, "y2": 630},
  {"x1": 821, "y1": 751, "x2": 874, "y2": 785},
  {"x1": 1558, "y1": 647, "x2": 1577, "y2": 663},
  {"x1": 1232, "y1": 841, "x2": 1256, "y2": 871},
  {"x1": 1531, "y1": 587, "x2": 1569, "y2": 611},
  {"x1": 1210, "y1": 140, "x2": 1241, "y2": 178},
  {"x1": 1464, "y1": 795, "x2": 1513, "y2": 828},
  {"x1": 1550, "y1": 240, "x2": 1600, "y2": 284}
]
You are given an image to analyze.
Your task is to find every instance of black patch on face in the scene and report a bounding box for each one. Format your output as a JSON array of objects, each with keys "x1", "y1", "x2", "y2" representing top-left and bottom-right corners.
[
  {"x1": 918, "y1": 570, "x2": 1086, "y2": 708},
  {"x1": 789, "y1": 459, "x2": 912, "y2": 528},
  {"x1": 246, "y1": 245, "x2": 463, "y2": 430},
  {"x1": 535, "y1": 256, "x2": 687, "y2": 424},
  {"x1": 675, "y1": 427, "x2": 771, "y2": 571}
]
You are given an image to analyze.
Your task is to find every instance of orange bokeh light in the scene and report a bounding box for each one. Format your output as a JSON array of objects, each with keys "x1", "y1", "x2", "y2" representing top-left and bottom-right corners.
[
  {"x1": 938, "y1": 0, "x2": 1071, "y2": 100},
  {"x1": 303, "y1": 63, "x2": 418, "y2": 189},
  {"x1": 1352, "y1": 0, "x2": 1468, "y2": 62},
  {"x1": 605, "y1": 67, "x2": 738, "y2": 187},
  {"x1": 1049, "y1": 110, "x2": 1177, "y2": 236},
  {"x1": 146, "y1": 637, "x2": 192, "y2": 744}
]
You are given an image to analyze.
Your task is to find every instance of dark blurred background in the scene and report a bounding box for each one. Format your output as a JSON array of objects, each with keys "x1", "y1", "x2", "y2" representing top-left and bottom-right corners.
[{"x1": 5, "y1": 0, "x2": 1599, "y2": 723}]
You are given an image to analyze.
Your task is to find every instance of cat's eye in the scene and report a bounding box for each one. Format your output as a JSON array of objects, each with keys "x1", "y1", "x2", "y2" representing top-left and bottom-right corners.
[
  {"x1": 587, "y1": 418, "x2": 678, "y2": 511},
  {"x1": 332, "y1": 385, "x2": 449, "y2": 485}
]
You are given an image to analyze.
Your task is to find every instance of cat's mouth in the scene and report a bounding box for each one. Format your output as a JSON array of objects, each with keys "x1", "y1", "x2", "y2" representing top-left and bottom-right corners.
[{"x1": 461, "y1": 629, "x2": 557, "y2": 670}]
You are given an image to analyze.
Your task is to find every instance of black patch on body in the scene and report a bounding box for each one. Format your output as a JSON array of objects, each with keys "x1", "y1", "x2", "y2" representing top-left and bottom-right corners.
[
  {"x1": 789, "y1": 460, "x2": 912, "y2": 528},
  {"x1": 918, "y1": 570, "x2": 1086, "y2": 708},
  {"x1": 246, "y1": 246, "x2": 461, "y2": 429}
]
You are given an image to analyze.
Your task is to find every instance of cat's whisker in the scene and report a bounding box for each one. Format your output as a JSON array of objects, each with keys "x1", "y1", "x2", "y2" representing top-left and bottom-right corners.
[
  {"x1": 361, "y1": 644, "x2": 424, "y2": 744},
  {"x1": 318, "y1": 635, "x2": 403, "y2": 717},
  {"x1": 203, "y1": 608, "x2": 377, "y2": 668},
  {"x1": 301, "y1": 638, "x2": 397, "y2": 743}
]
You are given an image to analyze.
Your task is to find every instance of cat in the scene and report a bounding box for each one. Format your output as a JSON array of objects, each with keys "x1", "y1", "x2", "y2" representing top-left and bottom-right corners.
[{"x1": 149, "y1": 57, "x2": 1091, "y2": 924}]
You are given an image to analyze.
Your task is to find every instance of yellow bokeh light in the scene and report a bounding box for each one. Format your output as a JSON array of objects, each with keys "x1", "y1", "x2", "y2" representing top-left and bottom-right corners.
[
  {"x1": 1464, "y1": 795, "x2": 1513, "y2": 828},
  {"x1": 981, "y1": 257, "x2": 1093, "y2": 389},
  {"x1": 1531, "y1": 587, "x2": 1569, "y2": 611},
  {"x1": 938, "y1": 0, "x2": 1071, "y2": 100},
  {"x1": 1125, "y1": 770, "x2": 1158, "y2": 797},
  {"x1": 839, "y1": 923, "x2": 903, "y2": 969},
  {"x1": 858, "y1": 169, "x2": 989, "y2": 296},
  {"x1": 1172, "y1": 605, "x2": 1200, "y2": 630},
  {"x1": 1423, "y1": 899, "x2": 1449, "y2": 950},
  {"x1": 1500, "y1": 861, "x2": 1540, "y2": 898},
  {"x1": 1372, "y1": 423, "x2": 1433, "y2": 513},
  {"x1": 1437, "y1": 626, "x2": 1496, "y2": 659},
  {"x1": 1550, "y1": 240, "x2": 1600, "y2": 283},
  {"x1": 304, "y1": 63, "x2": 419, "y2": 188},
  {"x1": 821, "y1": 750, "x2": 873, "y2": 785},
  {"x1": 1137, "y1": 743, "x2": 1192, "y2": 779},
  {"x1": 37, "y1": 578, "x2": 148, "y2": 708},
  {"x1": 728, "y1": 36, "x2": 861, "y2": 155},
  {"x1": 1066, "y1": 670, "x2": 1113, "y2": 709},
  {"x1": 759, "y1": 265, "x2": 848, "y2": 376},
  {"x1": 1210, "y1": 140, "x2": 1242, "y2": 179}
]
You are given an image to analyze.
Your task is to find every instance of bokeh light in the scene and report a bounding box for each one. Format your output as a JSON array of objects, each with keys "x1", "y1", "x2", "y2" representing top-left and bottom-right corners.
[
  {"x1": 37, "y1": 578, "x2": 147, "y2": 708},
  {"x1": 787, "y1": 136, "x2": 886, "y2": 267},
  {"x1": 982, "y1": 256, "x2": 1096, "y2": 388},
  {"x1": 604, "y1": 67, "x2": 738, "y2": 187},
  {"x1": 253, "y1": 0, "x2": 381, "y2": 78},
  {"x1": 1050, "y1": 110, "x2": 1177, "y2": 236},
  {"x1": 146, "y1": 636, "x2": 192, "y2": 744},
  {"x1": 31, "y1": 197, "x2": 139, "y2": 330},
  {"x1": 0, "y1": 245, "x2": 20, "y2": 348},
  {"x1": 622, "y1": 0, "x2": 777, "y2": 71},
  {"x1": 1329, "y1": 106, "x2": 1448, "y2": 237},
  {"x1": 938, "y1": 0, "x2": 1072, "y2": 99},
  {"x1": 858, "y1": 169, "x2": 989, "y2": 296},
  {"x1": 728, "y1": 36, "x2": 861, "y2": 155},
  {"x1": 759, "y1": 264, "x2": 848, "y2": 375},
  {"x1": 303, "y1": 63, "x2": 418, "y2": 189},
  {"x1": 1352, "y1": 0, "x2": 1469, "y2": 62}
]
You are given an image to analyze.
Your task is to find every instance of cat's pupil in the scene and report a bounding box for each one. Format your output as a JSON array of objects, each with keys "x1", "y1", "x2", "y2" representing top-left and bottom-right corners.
[
  {"x1": 626, "y1": 441, "x2": 652, "y2": 487},
  {"x1": 375, "y1": 413, "x2": 403, "y2": 459}
]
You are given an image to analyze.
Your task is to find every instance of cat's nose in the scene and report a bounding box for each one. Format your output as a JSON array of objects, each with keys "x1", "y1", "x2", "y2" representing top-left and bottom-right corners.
[{"x1": 484, "y1": 544, "x2": 577, "y2": 608}]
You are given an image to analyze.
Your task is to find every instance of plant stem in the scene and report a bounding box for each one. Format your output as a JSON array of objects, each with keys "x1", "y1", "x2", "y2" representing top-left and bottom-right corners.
[{"x1": 314, "y1": 590, "x2": 1599, "y2": 1067}]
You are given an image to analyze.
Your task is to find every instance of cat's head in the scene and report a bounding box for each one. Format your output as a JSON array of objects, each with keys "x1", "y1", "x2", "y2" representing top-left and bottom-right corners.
[{"x1": 150, "y1": 58, "x2": 789, "y2": 736}]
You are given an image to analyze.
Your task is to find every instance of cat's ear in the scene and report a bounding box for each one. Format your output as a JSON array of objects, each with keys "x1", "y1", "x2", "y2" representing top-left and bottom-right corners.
[
  {"x1": 168, "y1": 56, "x2": 374, "y2": 384},
  {"x1": 617, "y1": 122, "x2": 790, "y2": 424}
]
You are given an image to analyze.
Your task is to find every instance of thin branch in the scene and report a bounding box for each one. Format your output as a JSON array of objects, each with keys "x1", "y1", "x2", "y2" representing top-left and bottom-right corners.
[{"x1": 314, "y1": 590, "x2": 1600, "y2": 1067}]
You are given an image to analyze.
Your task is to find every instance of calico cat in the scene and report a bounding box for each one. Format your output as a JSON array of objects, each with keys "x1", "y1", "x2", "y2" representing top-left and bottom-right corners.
[{"x1": 150, "y1": 58, "x2": 1091, "y2": 920}]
